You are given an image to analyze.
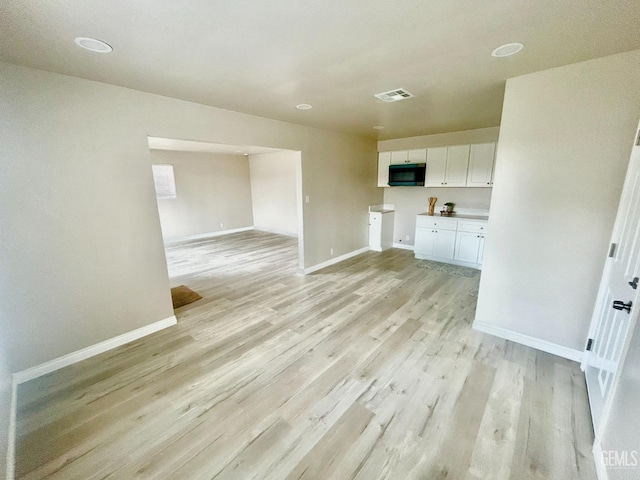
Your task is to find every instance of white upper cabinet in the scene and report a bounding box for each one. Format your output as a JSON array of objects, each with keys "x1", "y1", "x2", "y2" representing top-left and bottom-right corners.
[
  {"x1": 390, "y1": 150, "x2": 409, "y2": 164},
  {"x1": 425, "y1": 147, "x2": 448, "y2": 186},
  {"x1": 377, "y1": 152, "x2": 391, "y2": 187},
  {"x1": 466, "y1": 143, "x2": 496, "y2": 187},
  {"x1": 425, "y1": 145, "x2": 469, "y2": 187},
  {"x1": 444, "y1": 145, "x2": 470, "y2": 186},
  {"x1": 407, "y1": 148, "x2": 427, "y2": 163},
  {"x1": 378, "y1": 142, "x2": 496, "y2": 188}
]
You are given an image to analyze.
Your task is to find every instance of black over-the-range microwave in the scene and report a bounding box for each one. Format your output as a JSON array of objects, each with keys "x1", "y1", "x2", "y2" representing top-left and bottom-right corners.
[{"x1": 388, "y1": 163, "x2": 426, "y2": 186}]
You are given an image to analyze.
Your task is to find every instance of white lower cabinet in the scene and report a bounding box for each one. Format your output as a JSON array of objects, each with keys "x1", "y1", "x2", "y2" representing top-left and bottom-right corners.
[
  {"x1": 414, "y1": 215, "x2": 488, "y2": 269},
  {"x1": 369, "y1": 211, "x2": 395, "y2": 251},
  {"x1": 415, "y1": 227, "x2": 457, "y2": 260},
  {"x1": 454, "y1": 231, "x2": 486, "y2": 265}
]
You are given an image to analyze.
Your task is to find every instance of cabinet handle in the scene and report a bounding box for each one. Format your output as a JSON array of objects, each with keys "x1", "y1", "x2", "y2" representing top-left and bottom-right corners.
[{"x1": 612, "y1": 300, "x2": 633, "y2": 313}]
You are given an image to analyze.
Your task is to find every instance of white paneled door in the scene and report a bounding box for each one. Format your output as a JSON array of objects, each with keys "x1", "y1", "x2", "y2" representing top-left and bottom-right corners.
[{"x1": 584, "y1": 120, "x2": 640, "y2": 436}]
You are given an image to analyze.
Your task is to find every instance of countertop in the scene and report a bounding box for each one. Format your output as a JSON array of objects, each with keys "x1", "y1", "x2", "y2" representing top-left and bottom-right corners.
[
  {"x1": 417, "y1": 213, "x2": 489, "y2": 221},
  {"x1": 371, "y1": 209, "x2": 395, "y2": 214}
]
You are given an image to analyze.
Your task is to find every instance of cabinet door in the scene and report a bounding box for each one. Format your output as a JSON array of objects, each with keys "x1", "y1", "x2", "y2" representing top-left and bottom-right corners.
[
  {"x1": 454, "y1": 231, "x2": 482, "y2": 263},
  {"x1": 425, "y1": 147, "x2": 447, "y2": 187},
  {"x1": 408, "y1": 148, "x2": 427, "y2": 163},
  {"x1": 390, "y1": 150, "x2": 409, "y2": 164},
  {"x1": 478, "y1": 235, "x2": 487, "y2": 265},
  {"x1": 377, "y1": 152, "x2": 391, "y2": 187},
  {"x1": 433, "y1": 229, "x2": 456, "y2": 259},
  {"x1": 369, "y1": 222, "x2": 382, "y2": 249},
  {"x1": 445, "y1": 145, "x2": 470, "y2": 186},
  {"x1": 414, "y1": 227, "x2": 436, "y2": 255},
  {"x1": 466, "y1": 143, "x2": 496, "y2": 187}
]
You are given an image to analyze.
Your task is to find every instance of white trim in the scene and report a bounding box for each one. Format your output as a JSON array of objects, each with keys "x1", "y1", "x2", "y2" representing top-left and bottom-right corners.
[
  {"x1": 592, "y1": 440, "x2": 609, "y2": 480},
  {"x1": 304, "y1": 247, "x2": 370, "y2": 274},
  {"x1": 163, "y1": 227, "x2": 253, "y2": 245},
  {"x1": 473, "y1": 321, "x2": 583, "y2": 362},
  {"x1": 13, "y1": 316, "x2": 177, "y2": 385},
  {"x1": 393, "y1": 242, "x2": 414, "y2": 251},
  {"x1": 6, "y1": 380, "x2": 16, "y2": 480},
  {"x1": 253, "y1": 226, "x2": 298, "y2": 238}
]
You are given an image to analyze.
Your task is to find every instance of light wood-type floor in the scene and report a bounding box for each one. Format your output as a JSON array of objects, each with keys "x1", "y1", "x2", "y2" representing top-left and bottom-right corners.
[{"x1": 16, "y1": 231, "x2": 596, "y2": 479}]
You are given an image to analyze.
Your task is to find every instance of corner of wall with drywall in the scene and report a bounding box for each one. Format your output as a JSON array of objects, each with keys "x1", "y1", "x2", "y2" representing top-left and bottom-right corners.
[
  {"x1": 301, "y1": 131, "x2": 382, "y2": 267},
  {"x1": 0, "y1": 61, "x2": 380, "y2": 383},
  {"x1": 475, "y1": 48, "x2": 640, "y2": 354},
  {"x1": 377, "y1": 127, "x2": 499, "y2": 246},
  {"x1": 150, "y1": 150, "x2": 254, "y2": 242},
  {"x1": 249, "y1": 150, "x2": 300, "y2": 237}
]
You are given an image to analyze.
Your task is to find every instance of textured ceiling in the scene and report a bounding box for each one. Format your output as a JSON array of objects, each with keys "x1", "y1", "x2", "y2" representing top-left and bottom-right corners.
[{"x1": 2, "y1": 0, "x2": 640, "y2": 140}]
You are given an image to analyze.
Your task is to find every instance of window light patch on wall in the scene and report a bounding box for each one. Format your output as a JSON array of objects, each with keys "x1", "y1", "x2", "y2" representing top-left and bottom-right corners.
[{"x1": 152, "y1": 164, "x2": 177, "y2": 199}]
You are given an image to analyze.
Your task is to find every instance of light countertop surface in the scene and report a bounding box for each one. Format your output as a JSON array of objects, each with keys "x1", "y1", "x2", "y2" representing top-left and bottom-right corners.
[{"x1": 417, "y1": 213, "x2": 489, "y2": 222}]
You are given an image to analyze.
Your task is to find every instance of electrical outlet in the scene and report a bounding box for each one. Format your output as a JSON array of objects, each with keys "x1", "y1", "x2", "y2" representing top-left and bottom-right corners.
[
  {"x1": 305, "y1": 195, "x2": 310, "y2": 203},
  {"x1": 330, "y1": 248, "x2": 334, "y2": 256},
  {"x1": 220, "y1": 222, "x2": 224, "y2": 229},
  {"x1": 406, "y1": 235, "x2": 410, "y2": 241}
]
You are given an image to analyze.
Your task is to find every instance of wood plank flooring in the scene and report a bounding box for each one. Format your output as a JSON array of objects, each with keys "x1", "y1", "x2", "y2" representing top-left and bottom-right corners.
[{"x1": 15, "y1": 230, "x2": 596, "y2": 479}]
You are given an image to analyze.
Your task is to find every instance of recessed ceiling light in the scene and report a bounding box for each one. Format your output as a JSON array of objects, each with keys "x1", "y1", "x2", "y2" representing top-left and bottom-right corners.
[
  {"x1": 491, "y1": 42, "x2": 524, "y2": 58},
  {"x1": 296, "y1": 104, "x2": 313, "y2": 110},
  {"x1": 373, "y1": 126, "x2": 385, "y2": 130},
  {"x1": 74, "y1": 37, "x2": 113, "y2": 53}
]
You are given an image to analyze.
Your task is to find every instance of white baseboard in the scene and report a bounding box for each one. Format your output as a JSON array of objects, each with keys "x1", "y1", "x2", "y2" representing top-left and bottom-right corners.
[
  {"x1": 393, "y1": 242, "x2": 414, "y2": 251},
  {"x1": 473, "y1": 321, "x2": 583, "y2": 362},
  {"x1": 12, "y1": 316, "x2": 177, "y2": 385},
  {"x1": 254, "y1": 227, "x2": 298, "y2": 238},
  {"x1": 163, "y1": 227, "x2": 253, "y2": 245},
  {"x1": 592, "y1": 440, "x2": 609, "y2": 480},
  {"x1": 304, "y1": 247, "x2": 370, "y2": 274}
]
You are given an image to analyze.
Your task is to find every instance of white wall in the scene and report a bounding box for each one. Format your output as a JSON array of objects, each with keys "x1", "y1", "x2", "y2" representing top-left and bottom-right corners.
[
  {"x1": 378, "y1": 127, "x2": 499, "y2": 246},
  {"x1": 151, "y1": 150, "x2": 254, "y2": 241},
  {"x1": 0, "y1": 62, "x2": 381, "y2": 376},
  {"x1": 475, "y1": 49, "x2": 640, "y2": 353},
  {"x1": 249, "y1": 151, "x2": 300, "y2": 237}
]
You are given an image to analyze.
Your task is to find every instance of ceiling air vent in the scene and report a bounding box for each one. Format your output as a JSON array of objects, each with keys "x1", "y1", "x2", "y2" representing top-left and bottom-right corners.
[{"x1": 374, "y1": 88, "x2": 415, "y2": 103}]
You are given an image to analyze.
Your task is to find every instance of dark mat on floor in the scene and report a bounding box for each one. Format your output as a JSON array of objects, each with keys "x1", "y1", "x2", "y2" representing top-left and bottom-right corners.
[
  {"x1": 171, "y1": 285, "x2": 202, "y2": 309},
  {"x1": 417, "y1": 260, "x2": 478, "y2": 277}
]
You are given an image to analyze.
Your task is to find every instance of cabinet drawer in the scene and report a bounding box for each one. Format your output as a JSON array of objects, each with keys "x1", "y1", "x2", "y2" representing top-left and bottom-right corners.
[
  {"x1": 416, "y1": 216, "x2": 457, "y2": 230},
  {"x1": 457, "y1": 221, "x2": 488, "y2": 234}
]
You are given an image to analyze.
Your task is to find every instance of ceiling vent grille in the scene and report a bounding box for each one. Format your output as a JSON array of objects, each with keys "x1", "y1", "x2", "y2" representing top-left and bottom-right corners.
[{"x1": 374, "y1": 88, "x2": 415, "y2": 102}]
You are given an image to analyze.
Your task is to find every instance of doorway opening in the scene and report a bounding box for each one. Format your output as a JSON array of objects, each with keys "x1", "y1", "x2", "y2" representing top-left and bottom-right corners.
[{"x1": 147, "y1": 136, "x2": 304, "y2": 290}]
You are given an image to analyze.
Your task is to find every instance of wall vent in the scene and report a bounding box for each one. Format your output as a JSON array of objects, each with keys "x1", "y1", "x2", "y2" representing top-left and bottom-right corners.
[{"x1": 374, "y1": 88, "x2": 415, "y2": 103}]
